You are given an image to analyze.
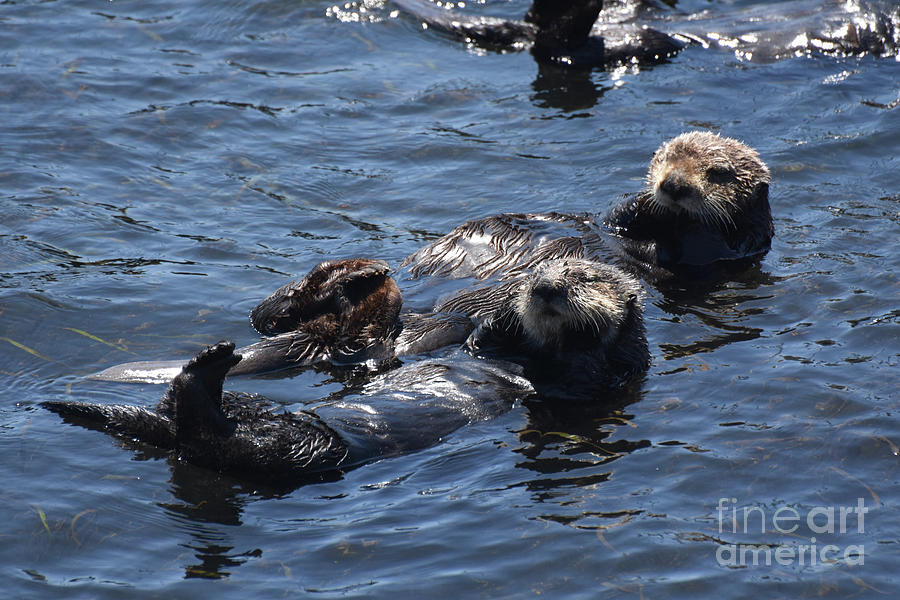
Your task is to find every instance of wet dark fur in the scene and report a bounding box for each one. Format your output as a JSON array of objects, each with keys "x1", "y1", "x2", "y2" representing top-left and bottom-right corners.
[
  {"x1": 392, "y1": 0, "x2": 684, "y2": 67},
  {"x1": 248, "y1": 258, "x2": 402, "y2": 363},
  {"x1": 393, "y1": 0, "x2": 899, "y2": 65},
  {"x1": 402, "y1": 132, "x2": 772, "y2": 284},
  {"x1": 248, "y1": 258, "x2": 475, "y2": 361},
  {"x1": 91, "y1": 258, "x2": 475, "y2": 383},
  {"x1": 44, "y1": 342, "x2": 349, "y2": 478},
  {"x1": 45, "y1": 341, "x2": 532, "y2": 480},
  {"x1": 44, "y1": 260, "x2": 647, "y2": 480},
  {"x1": 251, "y1": 259, "x2": 399, "y2": 338}
]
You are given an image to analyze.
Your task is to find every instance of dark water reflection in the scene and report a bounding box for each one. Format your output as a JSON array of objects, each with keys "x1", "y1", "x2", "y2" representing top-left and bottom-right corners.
[
  {"x1": 2, "y1": 0, "x2": 900, "y2": 597},
  {"x1": 531, "y1": 63, "x2": 611, "y2": 112}
]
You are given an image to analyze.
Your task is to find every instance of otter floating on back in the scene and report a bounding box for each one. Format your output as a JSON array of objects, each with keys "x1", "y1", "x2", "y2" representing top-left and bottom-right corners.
[
  {"x1": 403, "y1": 131, "x2": 772, "y2": 284},
  {"x1": 391, "y1": 0, "x2": 899, "y2": 66},
  {"x1": 42, "y1": 259, "x2": 648, "y2": 481},
  {"x1": 91, "y1": 258, "x2": 475, "y2": 383},
  {"x1": 642, "y1": 0, "x2": 900, "y2": 62},
  {"x1": 392, "y1": 0, "x2": 685, "y2": 67}
]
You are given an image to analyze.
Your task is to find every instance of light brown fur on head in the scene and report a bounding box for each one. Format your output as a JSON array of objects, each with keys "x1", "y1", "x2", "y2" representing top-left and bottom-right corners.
[
  {"x1": 646, "y1": 131, "x2": 770, "y2": 230},
  {"x1": 511, "y1": 258, "x2": 642, "y2": 350}
]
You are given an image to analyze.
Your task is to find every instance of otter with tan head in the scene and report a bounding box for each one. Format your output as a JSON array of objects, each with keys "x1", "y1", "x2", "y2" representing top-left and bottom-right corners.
[
  {"x1": 606, "y1": 131, "x2": 773, "y2": 270},
  {"x1": 403, "y1": 131, "x2": 772, "y2": 284},
  {"x1": 442, "y1": 258, "x2": 649, "y2": 391},
  {"x1": 648, "y1": 131, "x2": 771, "y2": 228},
  {"x1": 42, "y1": 259, "x2": 647, "y2": 481}
]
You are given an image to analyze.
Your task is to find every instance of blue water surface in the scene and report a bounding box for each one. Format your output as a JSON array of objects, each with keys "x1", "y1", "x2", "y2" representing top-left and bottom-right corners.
[{"x1": 1, "y1": 0, "x2": 899, "y2": 597}]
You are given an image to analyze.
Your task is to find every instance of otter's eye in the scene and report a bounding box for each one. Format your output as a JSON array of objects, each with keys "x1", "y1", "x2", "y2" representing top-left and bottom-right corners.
[
  {"x1": 579, "y1": 274, "x2": 604, "y2": 285},
  {"x1": 706, "y1": 164, "x2": 735, "y2": 183}
]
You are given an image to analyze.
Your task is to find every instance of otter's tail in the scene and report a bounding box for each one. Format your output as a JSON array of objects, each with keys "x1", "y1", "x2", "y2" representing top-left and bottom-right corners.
[{"x1": 41, "y1": 400, "x2": 177, "y2": 449}]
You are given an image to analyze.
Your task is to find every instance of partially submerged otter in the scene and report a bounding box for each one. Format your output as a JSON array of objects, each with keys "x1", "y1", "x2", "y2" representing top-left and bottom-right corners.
[
  {"x1": 640, "y1": 0, "x2": 900, "y2": 62},
  {"x1": 404, "y1": 131, "x2": 772, "y2": 283},
  {"x1": 392, "y1": 0, "x2": 684, "y2": 67},
  {"x1": 92, "y1": 258, "x2": 474, "y2": 383},
  {"x1": 447, "y1": 258, "x2": 650, "y2": 391},
  {"x1": 43, "y1": 259, "x2": 647, "y2": 480},
  {"x1": 246, "y1": 257, "x2": 473, "y2": 359},
  {"x1": 392, "y1": 0, "x2": 898, "y2": 65},
  {"x1": 607, "y1": 131, "x2": 773, "y2": 270}
]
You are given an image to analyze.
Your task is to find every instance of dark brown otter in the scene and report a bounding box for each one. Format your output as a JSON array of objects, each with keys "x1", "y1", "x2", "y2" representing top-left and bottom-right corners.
[
  {"x1": 249, "y1": 258, "x2": 400, "y2": 346},
  {"x1": 91, "y1": 258, "x2": 474, "y2": 383},
  {"x1": 393, "y1": 0, "x2": 898, "y2": 66},
  {"x1": 392, "y1": 0, "x2": 684, "y2": 68},
  {"x1": 43, "y1": 341, "x2": 534, "y2": 480},
  {"x1": 45, "y1": 342, "x2": 354, "y2": 477},
  {"x1": 42, "y1": 259, "x2": 648, "y2": 481},
  {"x1": 403, "y1": 131, "x2": 772, "y2": 284}
]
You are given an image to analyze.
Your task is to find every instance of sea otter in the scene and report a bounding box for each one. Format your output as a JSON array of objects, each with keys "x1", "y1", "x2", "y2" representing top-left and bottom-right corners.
[
  {"x1": 91, "y1": 258, "x2": 475, "y2": 383},
  {"x1": 246, "y1": 257, "x2": 473, "y2": 359},
  {"x1": 392, "y1": 0, "x2": 685, "y2": 67},
  {"x1": 447, "y1": 257, "x2": 650, "y2": 392},
  {"x1": 42, "y1": 259, "x2": 647, "y2": 480},
  {"x1": 403, "y1": 131, "x2": 772, "y2": 284},
  {"x1": 639, "y1": 0, "x2": 900, "y2": 62},
  {"x1": 392, "y1": 0, "x2": 898, "y2": 64}
]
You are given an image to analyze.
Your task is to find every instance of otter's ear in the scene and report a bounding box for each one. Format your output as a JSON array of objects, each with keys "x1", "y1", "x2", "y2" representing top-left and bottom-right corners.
[{"x1": 626, "y1": 294, "x2": 638, "y2": 310}]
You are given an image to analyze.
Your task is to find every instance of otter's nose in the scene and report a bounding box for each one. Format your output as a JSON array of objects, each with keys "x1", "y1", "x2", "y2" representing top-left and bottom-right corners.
[
  {"x1": 532, "y1": 280, "x2": 566, "y2": 302},
  {"x1": 659, "y1": 172, "x2": 693, "y2": 202}
]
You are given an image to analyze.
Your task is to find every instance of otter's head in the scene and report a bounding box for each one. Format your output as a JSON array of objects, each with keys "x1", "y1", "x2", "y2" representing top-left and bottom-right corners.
[
  {"x1": 512, "y1": 258, "x2": 642, "y2": 352},
  {"x1": 250, "y1": 258, "x2": 402, "y2": 344},
  {"x1": 301, "y1": 258, "x2": 402, "y2": 341},
  {"x1": 309, "y1": 259, "x2": 399, "y2": 315},
  {"x1": 646, "y1": 131, "x2": 770, "y2": 231}
]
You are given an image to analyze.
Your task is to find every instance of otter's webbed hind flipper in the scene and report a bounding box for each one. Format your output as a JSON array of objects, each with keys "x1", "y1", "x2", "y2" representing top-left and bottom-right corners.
[
  {"x1": 41, "y1": 401, "x2": 176, "y2": 449},
  {"x1": 45, "y1": 341, "x2": 351, "y2": 481},
  {"x1": 164, "y1": 342, "x2": 351, "y2": 478},
  {"x1": 161, "y1": 341, "x2": 241, "y2": 440},
  {"x1": 42, "y1": 342, "x2": 241, "y2": 448}
]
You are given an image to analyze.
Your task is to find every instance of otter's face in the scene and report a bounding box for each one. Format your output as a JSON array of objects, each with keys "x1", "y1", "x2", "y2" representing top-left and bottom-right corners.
[
  {"x1": 647, "y1": 131, "x2": 770, "y2": 230},
  {"x1": 513, "y1": 259, "x2": 640, "y2": 350}
]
